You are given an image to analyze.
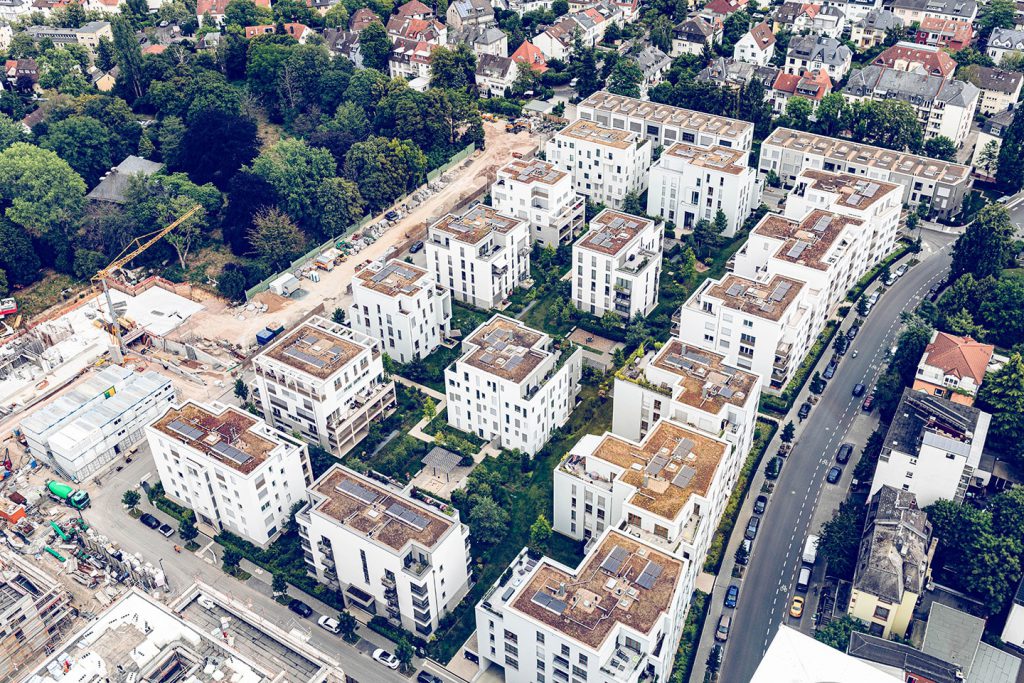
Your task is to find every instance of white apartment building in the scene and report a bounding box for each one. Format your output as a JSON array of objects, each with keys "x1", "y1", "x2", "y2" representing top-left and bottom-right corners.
[
  {"x1": 250, "y1": 316, "x2": 397, "y2": 456},
  {"x1": 490, "y1": 157, "x2": 586, "y2": 248},
  {"x1": 676, "y1": 272, "x2": 811, "y2": 392},
  {"x1": 733, "y1": 21, "x2": 775, "y2": 65},
  {"x1": 474, "y1": 529, "x2": 690, "y2": 683},
  {"x1": 577, "y1": 90, "x2": 755, "y2": 162},
  {"x1": 646, "y1": 142, "x2": 759, "y2": 237},
  {"x1": 298, "y1": 465, "x2": 471, "y2": 637},
  {"x1": 21, "y1": 365, "x2": 175, "y2": 481},
  {"x1": 545, "y1": 119, "x2": 653, "y2": 209},
  {"x1": 871, "y1": 389, "x2": 991, "y2": 507},
  {"x1": 572, "y1": 209, "x2": 663, "y2": 319},
  {"x1": 147, "y1": 400, "x2": 313, "y2": 547},
  {"x1": 613, "y1": 339, "x2": 762, "y2": 467},
  {"x1": 349, "y1": 259, "x2": 452, "y2": 365},
  {"x1": 425, "y1": 204, "x2": 531, "y2": 309},
  {"x1": 758, "y1": 127, "x2": 974, "y2": 221},
  {"x1": 444, "y1": 315, "x2": 582, "y2": 456}
]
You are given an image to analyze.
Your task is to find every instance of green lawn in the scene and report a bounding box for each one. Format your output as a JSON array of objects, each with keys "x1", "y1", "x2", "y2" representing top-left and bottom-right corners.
[{"x1": 396, "y1": 303, "x2": 489, "y2": 392}]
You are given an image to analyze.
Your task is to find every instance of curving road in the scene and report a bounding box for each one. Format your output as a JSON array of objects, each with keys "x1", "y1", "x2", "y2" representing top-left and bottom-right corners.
[{"x1": 714, "y1": 229, "x2": 956, "y2": 683}]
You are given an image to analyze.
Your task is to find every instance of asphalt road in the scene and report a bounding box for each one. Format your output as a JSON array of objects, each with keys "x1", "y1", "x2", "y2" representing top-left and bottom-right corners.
[{"x1": 717, "y1": 230, "x2": 955, "y2": 683}]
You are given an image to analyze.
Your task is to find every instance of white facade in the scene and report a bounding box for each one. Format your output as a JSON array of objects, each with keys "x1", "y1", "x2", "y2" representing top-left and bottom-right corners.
[
  {"x1": 147, "y1": 400, "x2": 313, "y2": 547},
  {"x1": 445, "y1": 315, "x2": 582, "y2": 455},
  {"x1": 612, "y1": 339, "x2": 762, "y2": 470},
  {"x1": 572, "y1": 209, "x2": 663, "y2": 319},
  {"x1": 20, "y1": 365, "x2": 175, "y2": 481},
  {"x1": 298, "y1": 465, "x2": 472, "y2": 637},
  {"x1": 349, "y1": 259, "x2": 452, "y2": 365},
  {"x1": 545, "y1": 119, "x2": 653, "y2": 209},
  {"x1": 733, "y1": 22, "x2": 775, "y2": 65},
  {"x1": 871, "y1": 389, "x2": 990, "y2": 507},
  {"x1": 474, "y1": 530, "x2": 690, "y2": 683},
  {"x1": 646, "y1": 142, "x2": 759, "y2": 237},
  {"x1": 426, "y1": 204, "x2": 531, "y2": 309},
  {"x1": 250, "y1": 316, "x2": 397, "y2": 456},
  {"x1": 491, "y1": 157, "x2": 586, "y2": 247}
]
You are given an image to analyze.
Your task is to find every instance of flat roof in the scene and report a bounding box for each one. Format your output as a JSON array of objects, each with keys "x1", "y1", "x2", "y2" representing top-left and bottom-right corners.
[
  {"x1": 461, "y1": 315, "x2": 549, "y2": 383},
  {"x1": 511, "y1": 530, "x2": 683, "y2": 649},
  {"x1": 707, "y1": 273, "x2": 804, "y2": 321},
  {"x1": 649, "y1": 339, "x2": 758, "y2": 411},
  {"x1": 430, "y1": 204, "x2": 525, "y2": 244},
  {"x1": 310, "y1": 466, "x2": 453, "y2": 552},
  {"x1": 579, "y1": 90, "x2": 753, "y2": 141},
  {"x1": 753, "y1": 209, "x2": 862, "y2": 271},
  {"x1": 798, "y1": 169, "x2": 901, "y2": 210},
  {"x1": 763, "y1": 127, "x2": 971, "y2": 184},
  {"x1": 752, "y1": 627, "x2": 903, "y2": 683},
  {"x1": 576, "y1": 209, "x2": 655, "y2": 256},
  {"x1": 354, "y1": 258, "x2": 430, "y2": 298},
  {"x1": 557, "y1": 118, "x2": 638, "y2": 149},
  {"x1": 260, "y1": 319, "x2": 365, "y2": 379},
  {"x1": 498, "y1": 157, "x2": 568, "y2": 186},
  {"x1": 580, "y1": 420, "x2": 727, "y2": 519},
  {"x1": 151, "y1": 402, "x2": 278, "y2": 474},
  {"x1": 663, "y1": 143, "x2": 747, "y2": 174}
]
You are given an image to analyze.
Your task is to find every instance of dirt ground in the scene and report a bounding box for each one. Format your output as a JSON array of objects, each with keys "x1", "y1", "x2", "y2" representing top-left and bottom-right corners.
[{"x1": 181, "y1": 121, "x2": 538, "y2": 353}]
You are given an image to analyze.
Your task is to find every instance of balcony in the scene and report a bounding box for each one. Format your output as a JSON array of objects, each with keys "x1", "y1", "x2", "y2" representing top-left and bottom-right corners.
[
  {"x1": 561, "y1": 453, "x2": 614, "y2": 491},
  {"x1": 403, "y1": 557, "x2": 431, "y2": 578},
  {"x1": 493, "y1": 263, "x2": 508, "y2": 276},
  {"x1": 681, "y1": 510, "x2": 702, "y2": 544},
  {"x1": 410, "y1": 582, "x2": 429, "y2": 597}
]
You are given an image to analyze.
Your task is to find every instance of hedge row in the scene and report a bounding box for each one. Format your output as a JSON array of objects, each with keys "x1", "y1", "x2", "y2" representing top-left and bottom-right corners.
[
  {"x1": 669, "y1": 590, "x2": 711, "y2": 683},
  {"x1": 846, "y1": 241, "x2": 913, "y2": 303}
]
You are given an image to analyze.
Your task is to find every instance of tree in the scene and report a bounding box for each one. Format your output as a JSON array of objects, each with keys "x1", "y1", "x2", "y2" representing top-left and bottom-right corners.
[
  {"x1": 122, "y1": 489, "x2": 141, "y2": 509},
  {"x1": 781, "y1": 421, "x2": 795, "y2": 443},
  {"x1": 395, "y1": 639, "x2": 414, "y2": 673},
  {"x1": 607, "y1": 58, "x2": 642, "y2": 98},
  {"x1": 234, "y1": 378, "x2": 249, "y2": 401},
  {"x1": 39, "y1": 116, "x2": 114, "y2": 186},
  {"x1": 430, "y1": 43, "x2": 477, "y2": 90},
  {"x1": 249, "y1": 138, "x2": 337, "y2": 227},
  {"x1": 691, "y1": 217, "x2": 722, "y2": 259},
  {"x1": 815, "y1": 93, "x2": 848, "y2": 136},
  {"x1": 978, "y1": 140, "x2": 1000, "y2": 177},
  {"x1": 0, "y1": 115, "x2": 27, "y2": 154},
  {"x1": 37, "y1": 47, "x2": 90, "y2": 94},
  {"x1": 809, "y1": 371, "x2": 825, "y2": 394},
  {"x1": 222, "y1": 547, "x2": 242, "y2": 572},
  {"x1": 247, "y1": 207, "x2": 307, "y2": 271},
  {"x1": 360, "y1": 21, "x2": 392, "y2": 72},
  {"x1": 978, "y1": 353, "x2": 1024, "y2": 465},
  {"x1": 337, "y1": 611, "x2": 358, "y2": 642},
  {"x1": 224, "y1": 0, "x2": 273, "y2": 26},
  {"x1": 529, "y1": 514, "x2": 553, "y2": 554},
  {"x1": 111, "y1": 16, "x2": 145, "y2": 101},
  {"x1": 622, "y1": 191, "x2": 645, "y2": 216},
  {"x1": 997, "y1": 108, "x2": 1024, "y2": 193},
  {"x1": 923, "y1": 135, "x2": 957, "y2": 161},
  {"x1": 848, "y1": 99, "x2": 923, "y2": 152},
  {"x1": 650, "y1": 15, "x2": 673, "y2": 53},
  {"x1": 272, "y1": 572, "x2": 288, "y2": 596},
  {"x1": 0, "y1": 219, "x2": 42, "y2": 286},
  {"x1": 179, "y1": 513, "x2": 199, "y2": 543},
  {"x1": 950, "y1": 204, "x2": 1014, "y2": 281},
  {"x1": 817, "y1": 501, "x2": 864, "y2": 579},
  {"x1": 96, "y1": 36, "x2": 117, "y2": 72},
  {"x1": 177, "y1": 109, "x2": 260, "y2": 189},
  {"x1": 815, "y1": 615, "x2": 867, "y2": 651},
  {"x1": 570, "y1": 38, "x2": 601, "y2": 97},
  {"x1": 734, "y1": 541, "x2": 749, "y2": 565},
  {"x1": 332, "y1": 307, "x2": 346, "y2": 324},
  {"x1": 979, "y1": 0, "x2": 1016, "y2": 41},
  {"x1": 469, "y1": 494, "x2": 510, "y2": 546},
  {"x1": 344, "y1": 136, "x2": 426, "y2": 213}
]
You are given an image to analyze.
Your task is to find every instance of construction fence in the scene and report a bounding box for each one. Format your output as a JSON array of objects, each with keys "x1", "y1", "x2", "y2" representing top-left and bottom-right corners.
[{"x1": 243, "y1": 142, "x2": 476, "y2": 302}]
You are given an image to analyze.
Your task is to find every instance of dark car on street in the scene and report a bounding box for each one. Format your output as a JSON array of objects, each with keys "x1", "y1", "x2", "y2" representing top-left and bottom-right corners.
[
  {"x1": 409, "y1": 240, "x2": 424, "y2": 253},
  {"x1": 798, "y1": 402, "x2": 811, "y2": 419},
  {"x1": 836, "y1": 443, "x2": 853, "y2": 464},
  {"x1": 852, "y1": 383, "x2": 866, "y2": 397},
  {"x1": 745, "y1": 516, "x2": 760, "y2": 540},
  {"x1": 288, "y1": 599, "x2": 313, "y2": 618},
  {"x1": 724, "y1": 585, "x2": 739, "y2": 608},
  {"x1": 827, "y1": 466, "x2": 842, "y2": 484},
  {"x1": 753, "y1": 495, "x2": 768, "y2": 514},
  {"x1": 847, "y1": 324, "x2": 860, "y2": 339},
  {"x1": 139, "y1": 513, "x2": 160, "y2": 529},
  {"x1": 823, "y1": 359, "x2": 838, "y2": 380},
  {"x1": 765, "y1": 456, "x2": 783, "y2": 480}
]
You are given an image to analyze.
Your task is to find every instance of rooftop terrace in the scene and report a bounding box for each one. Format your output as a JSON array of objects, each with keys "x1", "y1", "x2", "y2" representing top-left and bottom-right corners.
[
  {"x1": 648, "y1": 340, "x2": 758, "y2": 411},
  {"x1": 754, "y1": 209, "x2": 861, "y2": 271},
  {"x1": 663, "y1": 143, "x2": 747, "y2": 175},
  {"x1": 707, "y1": 273, "x2": 804, "y2": 321},
  {"x1": 579, "y1": 90, "x2": 753, "y2": 141},
  {"x1": 260, "y1": 319, "x2": 365, "y2": 379},
  {"x1": 577, "y1": 209, "x2": 655, "y2": 256},
  {"x1": 511, "y1": 530, "x2": 683, "y2": 649},
  {"x1": 310, "y1": 466, "x2": 453, "y2": 552},
  {"x1": 355, "y1": 259, "x2": 430, "y2": 298},
  {"x1": 497, "y1": 158, "x2": 569, "y2": 186},
  {"x1": 430, "y1": 204, "x2": 525, "y2": 244},
  {"x1": 152, "y1": 402, "x2": 277, "y2": 474},
  {"x1": 557, "y1": 119, "x2": 639, "y2": 149},
  {"x1": 461, "y1": 315, "x2": 548, "y2": 383},
  {"x1": 798, "y1": 169, "x2": 901, "y2": 211}
]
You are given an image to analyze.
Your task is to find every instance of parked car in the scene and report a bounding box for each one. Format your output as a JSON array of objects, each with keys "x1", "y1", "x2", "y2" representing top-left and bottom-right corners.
[
  {"x1": 827, "y1": 466, "x2": 842, "y2": 484},
  {"x1": 862, "y1": 394, "x2": 875, "y2": 412},
  {"x1": 836, "y1": 443, "x2": 853, "y2": 464},
  {"x1": 885, "y1": 272, "x2": 897, "y2": 286},
  {"x1": 765, "y1": 457, "x2": 783, "y2": 480},
  {"x1": 158, "y1": 523, "x2": 174, "y2": 537},
  {"x1": 753, "y1": 494, "x2": 768, "y2": 515},
  {"x1": 928, "y1": 283, "x2": 942, "y2": 300},
  {"x1": 895, "y1": 264, "x2": 908, "y2": 278},
  {"x1": 715, "y1": 615, "x2": 731, "y2": 642},
  {"x1": 736, "y1": 539, "x2": 752, "y2": 565},
  {"x1": 385, "y1": 210, "x2": 399, "y2": 221},
  {"x1": 744, "y1": 516, "x2": 760, "y2": 540},
  {"x1": 139, "y1": 513, "x2": 160, "y2": 530},
  {"x1": 317, "y1": 616, "x2": 340, "y2": 634},
  {"x1": 798, "y1": 402, "x2": 811, "y2": 419},
  {"x1": 708, "y1": 644, "x2": 723, "y2": 670},
  {"x1": 847, "y1": 324, "x2": 860, "y2": 339},
  {"x1": 852, "y1": 383, "x2": 866, "y2": 397},
  {"x1": 197, "y1": 595, "x2": 216, "y2": 610},
  {"x1": 789, "y1": 596, "x2": 804, "y2": 619},
  {"x1": 409, "y1": 240, "x2": 424, "y2": 253},
  {"x1": 723, "y1": 584, "x2": 740, "y2": 609},
  {"x1": 373, "y1": 649, "x2": 400, "y2": 670},
  {"x1": 416, "y1": 672, "x2": 443, "y2": 683},
  {"x1": 823, "y1": 360, "x2": 837, "y2": 380},
  {"x1": 288, "y1": 599, "x2": 313, "y2": 618}
]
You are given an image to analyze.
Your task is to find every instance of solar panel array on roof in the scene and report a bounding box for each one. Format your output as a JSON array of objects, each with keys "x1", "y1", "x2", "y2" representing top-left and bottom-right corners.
[
  {"x1": 505, "y1": 356, "x2": 523, "y2": 370},
  {"x1": 167, "y1": 420, "x2": 204, "y2": 441},
  {"x1": 533, "y1": 591, "x2": 567, "y2": 615},
  {"x1": 662, "y1": 353, "x2": 692, "y2": 371},
  {"x1": 725, "y1": 283, "x2": 744, "y2": 297},
  {"x1": 786, "y1": 241, "x2": 808, "y2": 259},
  {"x1": 301, "y1": 334, "x2": 319, "y2": 345},
  {"x1": 371, "y1": 262, "x2": 419, "y2": 283},
  {"x1": 673, "y1": 465, "x2": 697, "y2": 489},
  {"x1": 647, "y1": 453, "x2": 669, "y2": 476},
  {"x1": 719, "y1": 385, "x2": 735, "y2": 398},
  {"x1": 636, "y1": 560, "x2": 663, "y2": 590},
  {"x1": 211, "y1": 440, "x2": 253, "y2": 466},
  {"x1": 683, "y1": 349, "x2": 712, "y2": 365},
  {"x1": 601, "y1": 545, "x2": 629, "y2": 575},
  {"x1": 811, "y1": 215, "x2": 832, "y2": 233},
  {"x1": 336, "y1": 479, "x2": 380, "y2": 504},
  {"x1": 386, "y1": 502, "x2": 430, "y2": 531},
  {"x1": 284, "y1": 346, "x2": 327, "y2": 368},
  {"x1": 672, "y1": 438, "x2": 695, "y2": 460},
  {"x1": 770, "y1": 281, "x2": 793, "y2": 302}
]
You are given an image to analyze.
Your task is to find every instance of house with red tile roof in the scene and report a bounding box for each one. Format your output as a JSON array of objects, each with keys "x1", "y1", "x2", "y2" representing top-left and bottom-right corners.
[
  {"x1": 913, "y1": 331, "x2": 995, "y2": 405},
  {"x1": 915, "y1": 16, "x2": 973, "y2": 51},
  {"x1": 510, "y1": 40, "x2": 548, "y2": 73},
  {"x1": 244, "y1": 22, "x2": 312, "y2": 42},
  {"x1": 873, "y1": 41, "x2": 956, "y2": 78},
  {"x1": 770, "y1": 68, "x2": 831, "y2": 113},
  {"x1": 197, "y1": 0, "x2": 269, "y2": 24},
  {"x1": 349, "y1": 7, "x2": 379, "y2": 31},
  {"x1": 702, "y1": 0, "x2": 744, "y2": 20},
  {"x1": 734, "y1": 20, "x2": 775, "y2": 65}
]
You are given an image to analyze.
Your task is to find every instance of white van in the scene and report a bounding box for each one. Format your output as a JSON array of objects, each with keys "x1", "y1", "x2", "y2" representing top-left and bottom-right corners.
[{"x1": 796, "y1": 567, "x2": 811, "y2": 593}]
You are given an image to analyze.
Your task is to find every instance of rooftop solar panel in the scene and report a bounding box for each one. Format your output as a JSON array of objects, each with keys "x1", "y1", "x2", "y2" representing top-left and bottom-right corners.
[
  {"x1": 533, "y1": 591, "x2": 567, "y2": 615},
  {"x1": 786, "y1": 242, "x2": 808, "y2": 259},
  {"x1": 646, "y1": 453, "x2": 669, "y2": 477},
  {"x1": 601, "y1": 545, "x2": 629, "y2": 575},
  {"x1": 386, "y1": 502, "x2": 430, "y2": 531},
  {"x1": 284, "y1": 346, "x2": 327, "y2": 368},
  {"x1": 673, "y1": 465, "x2": 697, "y2": 489},
  {"x1": 726, "y1": 283, "x2": 744, "y2": 297},
  {"x1": 672, "y1": 438, "x2": 695, "y2": 460},
  {"x1": 211, "y1": 440, "x2": 253, "y2": 466},
  {"x1": 336, "y1": 479, "x2": 380, "y2": 504},
  {"x1": 636, "y1": 561, "x2": 663, "y2": 590},
  {"x1": 812, "y1": 216, "x2": 832, "y2": 233},
  {"x1": 770, "y1": 281, "x2": 793, "y2": 302},
  {"x1": 167, "y1": 420, "x2": 204, "y2": 441}
]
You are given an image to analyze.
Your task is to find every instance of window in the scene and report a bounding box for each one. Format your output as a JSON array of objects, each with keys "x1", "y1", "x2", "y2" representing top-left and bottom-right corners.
[
  {"x1": 873, "y1": 605, "x2": 890, "y2": 620},
  {"x1": 504, "y1": 656, "x2": 519, "y2": 670}
]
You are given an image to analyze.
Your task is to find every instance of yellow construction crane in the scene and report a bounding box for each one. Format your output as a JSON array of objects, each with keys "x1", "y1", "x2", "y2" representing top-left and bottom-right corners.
[{"x1": 92, "y1": 204, "x2": 202, "y2": 363}]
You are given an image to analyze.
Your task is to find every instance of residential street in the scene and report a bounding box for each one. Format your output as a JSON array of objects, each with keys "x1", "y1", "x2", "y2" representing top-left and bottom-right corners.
[{"x1": 706, "y1": 228, "x2": 956, "y2": 683}]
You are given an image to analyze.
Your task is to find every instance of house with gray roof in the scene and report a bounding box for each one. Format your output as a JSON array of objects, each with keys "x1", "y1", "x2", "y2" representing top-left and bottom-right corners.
[
  {"x1": 785, "y1": 34, "x2": 852, "y2": 80},
  {"x1": 698, "y1": 57, "x2": 777, "y2": 90},
  {"x1": 852, "y1": 8, "x2": 903, "y2": 48},
  {"x1": 87, "y1": 156, "x2": 165, "y2": 204},
  {"x1": 988, "y1": 27, "x2": 1024, "y2": 65},
  {"x1": 887, "y1": 0, "x2": 977, "y2": 23},
  {"x1": 842, "y1": 64, "x2": 979, "y2": 146},
  {"x1": 635, "y1": 45, "x2": 670, "y2": 97},
  {"x1": 446, "y1": 0, "x2": 494, "y2": 28}
]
